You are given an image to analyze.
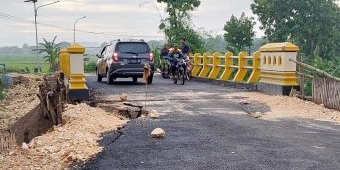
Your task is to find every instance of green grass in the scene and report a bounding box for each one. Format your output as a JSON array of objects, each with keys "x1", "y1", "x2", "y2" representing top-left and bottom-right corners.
[
  {"x1": 0, "y1": 54, "x2": 99, "y2": 73},
  {"x1": 0, "y1": 85, "x2": 4, "y2": 99},
  {"x1": 0, "y1": 54, "x2": 50, "y2": 73}
]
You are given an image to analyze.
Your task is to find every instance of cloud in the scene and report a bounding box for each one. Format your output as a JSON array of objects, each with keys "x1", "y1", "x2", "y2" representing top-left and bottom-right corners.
[
  {"x1": 191, "y1": 0, "x2": 264, "y2": 36},
  {"x1": 0, "y1": 0, "x2": 263, "y2": 46},
  {"x1": 54, "y1": 1, "x2": 136, "y2": 13}
]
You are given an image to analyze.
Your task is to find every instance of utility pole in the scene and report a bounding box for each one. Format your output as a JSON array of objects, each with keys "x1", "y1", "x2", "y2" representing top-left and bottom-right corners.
[
  {"x1": 74, "y1": 16, "x2": 86, "y2": 43},
  {"x1": 24, "y1": 0, "x2": 60, "y2": 72}
]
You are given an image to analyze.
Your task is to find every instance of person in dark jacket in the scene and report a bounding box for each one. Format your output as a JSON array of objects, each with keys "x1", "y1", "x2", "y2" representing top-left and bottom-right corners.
[
  {"x1": 168, "y1": 45, "x2": 185, "y2": 77},
  {"x1": 160, "y1": 44, "x2": 169, "y2": 76},
  {"x1": 160, "y1": 44, "x2": 169, "y2": 57},
  {"x1": 181, "y1": 38, "x2": 190, "y2": 56}
]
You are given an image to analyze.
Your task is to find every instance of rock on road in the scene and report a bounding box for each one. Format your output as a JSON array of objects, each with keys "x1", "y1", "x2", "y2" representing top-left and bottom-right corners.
[{"x1": 74, "y1": 74, "x2": 340, "y2": 170}]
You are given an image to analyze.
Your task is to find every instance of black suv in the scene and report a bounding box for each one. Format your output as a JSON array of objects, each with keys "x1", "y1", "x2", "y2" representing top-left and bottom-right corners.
[{"x1": 96, "y1": 39, "x2": 155, "y2": 84}]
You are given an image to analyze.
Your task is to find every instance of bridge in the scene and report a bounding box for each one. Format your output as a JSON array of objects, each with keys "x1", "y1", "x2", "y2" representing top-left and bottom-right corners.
[{"x1": 57, "y1": 42, "x2": 340, "y2": 169}]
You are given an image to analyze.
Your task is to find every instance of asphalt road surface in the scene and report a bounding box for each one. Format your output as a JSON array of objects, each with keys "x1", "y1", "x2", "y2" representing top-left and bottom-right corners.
[{"x1": 74, "y1": 74, "x2": 340, "y2": 170}]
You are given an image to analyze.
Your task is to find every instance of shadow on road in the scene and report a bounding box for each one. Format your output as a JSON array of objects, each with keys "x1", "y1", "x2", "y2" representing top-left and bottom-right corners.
[{"x1": 101, "y1": 80, "x2": 147, "y2": 86}]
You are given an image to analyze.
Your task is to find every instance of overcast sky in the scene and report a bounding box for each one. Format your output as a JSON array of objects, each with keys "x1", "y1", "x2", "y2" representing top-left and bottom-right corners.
[{"x1": 0, "y1": 0, "x2": 263, "y2": 47}]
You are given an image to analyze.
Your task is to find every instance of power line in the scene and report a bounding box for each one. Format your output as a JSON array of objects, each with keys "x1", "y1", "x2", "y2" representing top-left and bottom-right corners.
[{"x1": 0, "y1": 12, "x2": 163, "y2": 38}]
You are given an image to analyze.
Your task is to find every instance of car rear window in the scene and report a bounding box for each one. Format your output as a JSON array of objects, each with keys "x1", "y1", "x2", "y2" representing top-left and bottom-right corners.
[{"x1": 116, "y1": 42, "x2": 150, "y2": 54}]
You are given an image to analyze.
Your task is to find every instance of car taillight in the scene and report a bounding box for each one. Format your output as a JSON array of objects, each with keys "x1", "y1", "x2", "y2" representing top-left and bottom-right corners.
[
  {"x1": 112, "y1": 52, "x2": 119, "y2": 61},
  {"x1": 149, "y1": 53, "x2": 154, "y2": 61}
]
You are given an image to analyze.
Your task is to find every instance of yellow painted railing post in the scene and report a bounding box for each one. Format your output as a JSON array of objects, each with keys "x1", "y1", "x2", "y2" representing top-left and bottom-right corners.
[
  {"x1": 247, "y1": 51, "x2": 261, "y2": 83},
  {"x1": 220, "y1": 52, "x2": 233, "y2": 80},
  {"x1": 208, "y1": 52, "x2": 222, "y2": 79},
  {"x1": 67, "y1": 43, "x2": 89, "y2": 100},
  {"x1": 198, "y1": 53, "x2": 211, "y2": 78},
  {"x1": 59, "y1": 48, "x2": 69, "y2": 77},
  {"x1": 233, "y1": 52, "x2": 248, "y2": 82},
  {"x1": 192, "y1": 53, "x2": 202, "y2": 76}
]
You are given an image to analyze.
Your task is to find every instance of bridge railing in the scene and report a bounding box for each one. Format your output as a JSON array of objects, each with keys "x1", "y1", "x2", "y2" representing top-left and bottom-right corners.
[
  {"x1": 59, "y1": 43, "x2": 89, "y2": 101},
  {"x1": 191, "y1": 51, "x2": 261, "y2": 83},
  {"x1": 189, "y1": 42, "x2": 301, "y2": 96}
]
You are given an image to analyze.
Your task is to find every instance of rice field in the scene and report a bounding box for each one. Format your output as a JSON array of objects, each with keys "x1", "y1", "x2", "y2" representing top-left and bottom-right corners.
[{"x1": 0, "y1": 54, "x2": 50, "y2": 73}]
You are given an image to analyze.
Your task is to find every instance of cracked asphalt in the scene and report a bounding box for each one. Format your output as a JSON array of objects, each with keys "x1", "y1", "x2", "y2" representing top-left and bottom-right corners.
[{"x1": 74, "y1": 74, "x2": 340, "y2": 170}]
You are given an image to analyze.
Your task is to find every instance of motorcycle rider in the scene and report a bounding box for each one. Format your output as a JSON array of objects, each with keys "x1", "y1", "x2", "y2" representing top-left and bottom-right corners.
[{"x1": 167, "y1": 44, "x2": 185, "y2": 77}]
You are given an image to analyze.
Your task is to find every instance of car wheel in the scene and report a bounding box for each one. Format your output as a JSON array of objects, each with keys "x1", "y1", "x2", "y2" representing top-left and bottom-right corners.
[
  {"x1": 106, "y1": 71, "x2": 113, "y2": 84},
  {"x1": 147, "y1": 74, "x2": 153, "y2": 84},
  {"x1": 132, "y1": 77, "x2": 138, "y2": 83},
  {"x1": 97, "y1": 69, "x2": 102, "y2": 82}
]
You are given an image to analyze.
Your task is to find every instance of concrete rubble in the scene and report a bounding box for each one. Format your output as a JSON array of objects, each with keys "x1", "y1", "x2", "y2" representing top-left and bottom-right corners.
[
  {"x1": 151, "y1": 128, "x2": 166, "y2": 138},
  {"x1": 149, "y1": 110, "x2": 160, "y2": 119}
]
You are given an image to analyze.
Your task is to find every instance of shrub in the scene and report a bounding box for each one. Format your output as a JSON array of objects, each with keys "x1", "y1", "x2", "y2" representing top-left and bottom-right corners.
[
  {"x1": 0, "y1": 81, "x2": 4, "y2": 99},
  {"x1": 84, "y1": 61, "x2": 96, "y2": 73}
]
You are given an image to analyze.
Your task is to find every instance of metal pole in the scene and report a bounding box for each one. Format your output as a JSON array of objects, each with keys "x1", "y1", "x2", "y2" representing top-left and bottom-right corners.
[
  {"x1": 74, "y1": 16, "x2": 86, "y2": 43},
  {"x1": 73, "y1": 20, "x2": 76, "y2": 43},
  {"x1": 25, "y1": 0, "x2": 60, "y2": 73},
  {"x1": 34, "y1": 2, "x2": 40, "y2": 72}
]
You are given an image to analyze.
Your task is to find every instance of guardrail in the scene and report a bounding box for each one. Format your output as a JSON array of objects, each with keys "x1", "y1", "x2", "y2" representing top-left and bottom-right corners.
[{"x1": 191, "y1": 51, "x2": 261, "y2": 83}]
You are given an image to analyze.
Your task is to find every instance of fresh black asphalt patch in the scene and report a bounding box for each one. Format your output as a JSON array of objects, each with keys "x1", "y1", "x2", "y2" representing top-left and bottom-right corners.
[{"x1": 74, "y1": 75, "x2": 340, "y2": 170}]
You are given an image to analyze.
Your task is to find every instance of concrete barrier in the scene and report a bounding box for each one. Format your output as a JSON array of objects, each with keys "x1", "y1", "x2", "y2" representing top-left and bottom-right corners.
[{"x1": 190, "y1": 42, "x2": 300, "y2": 95}]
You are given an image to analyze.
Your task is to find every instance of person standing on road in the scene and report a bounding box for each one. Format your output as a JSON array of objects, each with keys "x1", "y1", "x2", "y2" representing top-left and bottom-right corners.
[
  {"x1": 161, "y1": 44, "x2": 169, "y2": 57},
  {"x1": 160, "y1": 44, "x2": 170, "y2": 76},
  {"x1": 181, "y1": 38, "x2": 192, "y2": 80}
]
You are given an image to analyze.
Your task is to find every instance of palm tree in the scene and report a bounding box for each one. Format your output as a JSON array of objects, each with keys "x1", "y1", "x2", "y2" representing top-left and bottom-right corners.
[{"x1": 38, "y1": 36, "x2": 61, "y2": 71}]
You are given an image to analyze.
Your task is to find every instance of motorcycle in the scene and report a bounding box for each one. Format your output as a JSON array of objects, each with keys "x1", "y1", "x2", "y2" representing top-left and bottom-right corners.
[
  {"x1": 162, "y1": 55, "x2": 192, "y2": 81},
  {"x1": 172, "y1": 58, "x2": 186, "y2": 85}
]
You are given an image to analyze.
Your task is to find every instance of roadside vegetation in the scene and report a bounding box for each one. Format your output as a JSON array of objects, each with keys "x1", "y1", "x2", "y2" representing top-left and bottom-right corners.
[
  {"x1": 0, "y1": 54, "x2": 49, "y2": 73},
  {"x1": 0, "y1": 82, "x2": 4, "y2": 100},
  {"x1": 84, "y1": 55, "x2": 97, "y2": 73},
  {"x1": 38, "y1": 36, "x2": 61, "y2": 72}
]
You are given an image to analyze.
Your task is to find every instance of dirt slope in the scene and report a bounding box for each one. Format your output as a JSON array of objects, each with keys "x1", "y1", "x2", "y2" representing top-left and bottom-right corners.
[{"x1": 0, "y1": 103, "x2": 127, "y2": 170}]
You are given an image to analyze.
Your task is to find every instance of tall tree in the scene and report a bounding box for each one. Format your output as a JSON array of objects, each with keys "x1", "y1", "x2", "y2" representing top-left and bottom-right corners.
[
  {"x1": 157, "y1": 0, "x2": 204, "y2": 52},
  {"x1": 223, "y1": 13, "x2": 255, "y2": 53},
  {"x1": 251, "y1": 0, "x2": 340, "y2": 61},
  {"x1": 38, "y1": 36, "x2": 60, "y2": 70}
]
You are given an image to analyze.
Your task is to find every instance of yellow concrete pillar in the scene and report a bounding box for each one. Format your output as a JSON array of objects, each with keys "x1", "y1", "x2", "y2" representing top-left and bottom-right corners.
[
  {"x1": 192, "y1": 53, "x2": 202, "y2": 76},
  {"x1": 247, "y1": 51, "x2": 261, "y2": 83},
  {"x1": 220, "y1": 52, "x2": 233, "y2": 81},
  {"x1": 233, "y1": 51, "x2": 248, "y2": 82},
  {"x1": 67, "y1": 43, "x2": 89, "y2": 100},
  {"x1": 59, "y1": 48, "x2": 69, "y2": 76},
  {"x1": 259, "y1": 42, "x2": 299, "y2": 86},
  {"x1": 198, "y1": 53, "x2": 211, "y2": 78},
  {"x1": 208, "y1": 52, "x2": 222, "y2": 79}
]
